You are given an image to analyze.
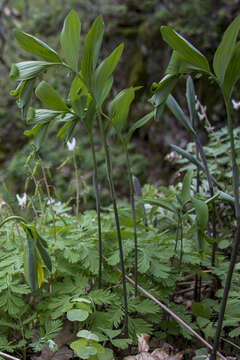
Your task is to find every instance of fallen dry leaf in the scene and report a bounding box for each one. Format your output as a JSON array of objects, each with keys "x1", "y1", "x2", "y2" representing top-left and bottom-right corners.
[
  {"x1": 138, "y1": 334, "x2": 151, "y2": 353},
  {"x1": 136, "y1": 351, "x2": 156, "y2": 360},
  {"x1": 151, "y1": 348, "x2": 169, "y2": 360}
]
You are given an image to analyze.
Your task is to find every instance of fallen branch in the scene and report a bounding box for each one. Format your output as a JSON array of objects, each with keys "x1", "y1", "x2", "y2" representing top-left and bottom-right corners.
[
  {"x1": 113, "y1": 262, "x2": 227, "y2": 360},
  {"x1": 0, "y1": 351, "x2": 21, "y2": 360}
]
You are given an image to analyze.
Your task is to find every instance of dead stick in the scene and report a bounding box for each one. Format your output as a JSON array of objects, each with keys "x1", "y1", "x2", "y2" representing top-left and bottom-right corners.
[
  {"x1": 0, "y1": 351, "x2": 21, "y2": 360},
  {"x1": 118, "y1": 269, "x2": 227, "y2": 360}
]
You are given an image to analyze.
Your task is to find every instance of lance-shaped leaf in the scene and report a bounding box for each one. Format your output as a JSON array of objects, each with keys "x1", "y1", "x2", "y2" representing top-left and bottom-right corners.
[
  {"x1": 60, "y1": 9, "x2": 81, "y2": 72},
  {"x1": 57, "y1": 118, "x2": 78, "y2": 143},
  {"x1": 161, "y1": 26, "x2": 210, "y2": 73},
  {"x1": 109, "y1": 87, "x2": 135, "y2": 134},
  {"x1": 9, "y1": 61, "x2": 57, "y2": 80},
  {"x1": 166, "y1": 94, "x2": 196, "y2": 135},
  {"x1": 24, "y1": 237, "x2": 38, "y2": 292},
  {"x1": 81, "y1": 15, "x2": 104, "y2": 84},
  {"x1": 142, "y1": 197, "x2": 177, "y2": 213},
  {"x1": 192, "y1": 197, "x2": 209, "y2": 231},
  {"x1": 170, "y1": 144, "x2": 203, "y2": 170},
  {"x1": 35, "y1": 81, "x2": 69, "y2": 111},
  {"x1": 222, "y1": 42, "x2": 240, "y2": 99},
  {"x1": 213, "y1": 15, "x2": 240, "y2": 84},
  {"x1": 92, "y1": 43, "x2": 123, "y2": 106},
  {"x1": 13, "y1": 29, "x2": 61, "y2": 62},
  {"x1": 85, "y1": 99, "x2": 97, "y2": 132},
  {"x1": 186, "y1": 76, "x2": 196, "y2": 124},
  {"x1": 126, "y1": 111, "x2": 154, "y2": 143},
  {"x1": 27, "y1": 108, "x2": 63, "y2": 124},
  {"x1": 181, "y1": 169, "x2": 193, "y2": 204},
  {"x1": 36, "y1": 258, "x2": 44, "y2": 288},
  {"x1": 36, "y1": 236, "x2": 52, "y2": 272}
]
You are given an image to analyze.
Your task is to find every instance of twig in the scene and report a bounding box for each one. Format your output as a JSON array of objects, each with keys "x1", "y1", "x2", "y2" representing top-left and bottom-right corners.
[
  {"x1": 111, "y1": 263, "x2": 227, "y2": 360},
  {"x1": 0, "y1": 351, "x2": 21, "y2": 360}
]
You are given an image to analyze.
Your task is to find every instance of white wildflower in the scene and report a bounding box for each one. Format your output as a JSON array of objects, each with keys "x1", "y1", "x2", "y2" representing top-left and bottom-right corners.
[
  {"x1": 67, "y1": 137, "x2": 76, "y2": 151},
  {"x1": 197, "y1": 112, "x2": 205, "y2": 121},
  {"x1": 47, "y1": 198, "x2": 55, "y2": 205},
  {"x1": 16, "y1": 193, "x2": 27, "y2": 208},
  {"x1": 0, "y1": 201, "x2": 6, "y2": 209},
  {"x1": 232, "y1": 99, "x2": 240, "y2": 110}
]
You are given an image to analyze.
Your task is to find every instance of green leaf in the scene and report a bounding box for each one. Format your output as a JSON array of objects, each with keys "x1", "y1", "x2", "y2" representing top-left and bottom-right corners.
[
  {"x1": 192, "y1": 197, "x2": 209, "y2": 231},
  {"x1": 67, "y1": 309, "x2": 89, "y2": 322},
  {"x1": 126, "y1": 111, "x2": 154, "y2": 143},
  {"x1": 97, "y1": 348, "x2": 114, "y2": 360},
  {"x1": 142, "y1": 197, "x2": 177, "y2": 213},
  {"x1": 111, "y1": 338, "x2": 132, "y2": 349},
  {"x1": 166, "y1": 94, "x2": 196, "y2": 135},
  {"x1": 60, "y1": 9, "x2": 81, "y2": 72},
  {"x1": 77, "y1": 330, "x2": 99, "y2": 341},
  {"x1": 35, "y1": 81, "x2": 69, "y2": 111},
  {"x1": 25, "y1": 122, "x2": 50, "y2": 150},
  {"x1": 13, "y1": 79, "x2": 36, "y2": 119},
  {"x1": 69, "y1": 74, "x2": 88, "y2": 105},
  {"x1": 165, "y1": 50, "x2": 200, "y2": 75},
  {"x1": 192, "y1": 302, "x2": 211, "y2": 318},
  {"x1": 170, "y1": 144, "x2": 204, "y2": 170},
  {"x1": 181, "y1": 170, "x2": 193, "y2": 204},
  {"x1": 27, "y1": 108, "x2": 62, "y2": 124},
  {"x1": 92, "y1": 44, "x2": 123, "y2": 106},
  {"x1": 213, "y1": 15, "x2": 240, "y2": 84},
  {"x1": 24, "y1": 238, "x2": 38, "y2": 292},
  {"x1": 151, "y1": 74, "x2": 178, "y2": 106},
  {"x1": 109, "y1": 87, "x2": 135, "y2": 134},
  {"x1": 13, "y1": 29, "x2": 61, "y2": 62},
  {"x1": 222, "y1": 42, "x2": 240, "y2": 98},
  {"x1": 160, "y1": 26, "x2": 210, "y2": 73},
  {"x1": 85, "y1": 100, "x2": 97, "y2": 132},
  {"x1": 9, "y1": 61, "x2": 57, "y2": 80},
  {"x1": 186, "y1": 76, "x2": 196, "y2": 124},
  {"x1": 81, "y1": 15, "x2": 104, "y2": 84},
  {"x1": 101, "y1": 328, "x2": 121, "y2": 340},
  {"x1": 36, "y1": 237, "x2": 52, "y2": 272}
]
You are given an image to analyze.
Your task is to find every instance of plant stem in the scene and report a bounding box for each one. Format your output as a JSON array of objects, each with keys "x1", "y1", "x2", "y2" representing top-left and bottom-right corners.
[
  {"x1": 89, "y1": 131, "x2": 103, "y2": 289},
  {"x1": 40, "y1": 162, "x2": 57, "y2": 242},
  {"x1": 122, "y1": 139, "x2": 138, "y2": 297},
  {"x1": 98, "y1": 112, "x2": 128, "y2": 332},
  {"x1": 210, "y1": 98, "x2": 240, "y2": 360},
  {"x1": 73, "y1": 151, "x2": 80, "y2": 220}
]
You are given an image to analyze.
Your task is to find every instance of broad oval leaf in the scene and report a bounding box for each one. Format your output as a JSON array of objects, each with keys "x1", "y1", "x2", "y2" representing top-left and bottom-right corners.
[
  {"x1": 166, "y1": 94, "x2": 196, "y2": 135},
  {"x1": 160, "y1": 26, "x2": 210, "y2": 73},
  {"x1": 192, "y1": 197, "x2": 209, "y2": 231},
  {"x1": 109, "y1": 87, "x2": 135, "y2": 134},
  {"x1": 67, "y1": 309, "x2": 89, "y2": 322},
  {"x1": 81, "y1": 15, "x2": 104, "y2": 84},
  {"x1": 13, "y1": 29, "x2": 61, "y2": 62},
  {"x1": 9, "y1": 61, "x2": 57, "y2": 80},
  {"x1": 35, "y1": 81, "x2": 69, "y2": 111},
  {"x1": 77, "y1": 330, "x2": 99, "y2": 341},
  {"x1": 60, "y1": 9, "x2": 81, "y2": 72},
  {"x1": 213, "y1": 15, "x2": 240, "y2": 84}
]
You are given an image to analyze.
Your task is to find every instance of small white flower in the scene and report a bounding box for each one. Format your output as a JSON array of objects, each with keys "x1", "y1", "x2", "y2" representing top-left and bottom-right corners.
[
  {"x1": 197, "y1": 112, "x2": 205, "y2": 121},
  {"x1": 67, "y1": 137, "x2": 76, "y2": 151},
  {"x1": 16, "y1": 193, "x2": 27, "y2": 208},
  {"x1": 47, "y1": 198, "x2": 55, "y2": 205},
  {"x1": 0, "y1": 201, "x2": 6, "y2": 209},
  {"x1": 232, "y1": 99, "x2": 240, "y2": 110}
]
